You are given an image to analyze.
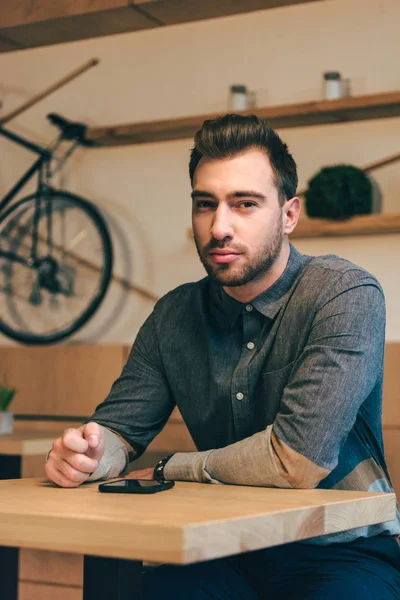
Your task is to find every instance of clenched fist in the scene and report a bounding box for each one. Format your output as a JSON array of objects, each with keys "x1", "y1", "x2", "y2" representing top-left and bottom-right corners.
[{"x1": 45, "y1": 422, "x2": 105, "y2": 488}]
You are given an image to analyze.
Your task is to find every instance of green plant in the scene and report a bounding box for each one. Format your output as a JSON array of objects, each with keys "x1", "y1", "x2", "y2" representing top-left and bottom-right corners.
[
  {"x1": 304, "y1": 164, "x2": 373, "y2": 219},
  {"x1": 0, "y1": 386, "x2": 16, "y2": 411}
]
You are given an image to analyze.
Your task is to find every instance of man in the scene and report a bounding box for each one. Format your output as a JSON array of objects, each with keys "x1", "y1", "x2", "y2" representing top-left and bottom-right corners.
[{"x1": 46, "y1": 115, "x2": 400, "y2": 599}]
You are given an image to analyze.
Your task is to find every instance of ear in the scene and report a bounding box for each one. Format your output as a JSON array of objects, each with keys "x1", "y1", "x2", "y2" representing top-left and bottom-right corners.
[{"x1": 283, "y1": 197, "x2": 301, "y2": 235}]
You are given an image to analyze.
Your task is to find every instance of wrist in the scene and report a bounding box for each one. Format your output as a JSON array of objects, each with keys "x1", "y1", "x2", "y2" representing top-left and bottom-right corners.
[{"x1": 153, "y1": 455, "x2": 174, "y2": 481}]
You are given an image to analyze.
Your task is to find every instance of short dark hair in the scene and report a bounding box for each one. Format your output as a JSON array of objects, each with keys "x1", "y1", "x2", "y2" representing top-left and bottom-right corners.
[{"x1": 189, "y1": 114, "x2": 298, "y2": 204}]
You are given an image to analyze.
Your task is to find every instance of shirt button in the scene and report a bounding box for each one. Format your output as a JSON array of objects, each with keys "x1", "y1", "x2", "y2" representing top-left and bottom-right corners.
[
  {"x1": 245, "y1": 305, "x2": 253, "y2": 312},
  {"x1": 236, "y1": 392, "x2": 244, "y2": 401},
  {"x1": 247, "y1": 342, "x2": 255, "y2": 350}
]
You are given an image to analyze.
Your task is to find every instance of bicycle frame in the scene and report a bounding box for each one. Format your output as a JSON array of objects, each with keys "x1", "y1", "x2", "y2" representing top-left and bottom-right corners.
[
  {"x1": 0, "y1": 126, "x2": 51, "y2": 214},
  {"x1": 0, "y1": 126, "x2": 80, "y2": 264},
  {"x1": 0, "y1": 126, "x2": 53, "y2": 265}
]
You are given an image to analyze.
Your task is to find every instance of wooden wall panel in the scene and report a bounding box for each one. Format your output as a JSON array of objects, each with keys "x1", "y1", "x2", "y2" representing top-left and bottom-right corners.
[
  {"x1": 21, "y1": 455, "x2": 46, "y2": 478},
  {"x1": 122, "y1": 344, "x2": 131, "y2": 365},
  {"x1": 383, "y1": 344, "x2": 400, "y2": 426},
  {"x1": 19, "y1": 582, "x2": 82, "y2": 600},
  {"x1": 19, "y1": 549, "x2": 82, "y2": 586},
  {"x1": 383, "y1": 428, "x2": 400, "y2": 501},
  {"x1": 148, "y1": 421, "x2": 195, "y2": 453},
  {"x1": 0, "y1": 345, "x2": 124, "y2": 418}
]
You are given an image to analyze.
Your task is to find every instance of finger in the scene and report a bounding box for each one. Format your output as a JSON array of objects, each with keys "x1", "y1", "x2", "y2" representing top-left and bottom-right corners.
[
  {"x1": 83, "y1": 422, "x2": 102, "y2": 449},
  {"x1": 45, "y1": 461, "x2": 81, "y2": 489},
  {"x1": 65, "y1": 451, "x2": 99, "y2": 474},
  {"x1": 62, "y1": 428, "x2": 89, "y2": 454},
  {"x1": 52, "y1": 466, "x2": 83, "y2": 488},
  {"x1": 56, "y1": 457, "x2": 91, "y2": 484}
]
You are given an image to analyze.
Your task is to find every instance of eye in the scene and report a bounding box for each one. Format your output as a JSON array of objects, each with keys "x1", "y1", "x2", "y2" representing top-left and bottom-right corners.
[
  {"x1": 194, "y1": 200, "x2": 215, "y2": 210},
  {"x1": 238, "y1": 201, "x2": 256, "y2": 209}
]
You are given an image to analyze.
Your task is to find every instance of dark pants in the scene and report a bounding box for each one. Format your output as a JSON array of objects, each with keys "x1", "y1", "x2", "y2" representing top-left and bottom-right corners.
[{"x1": 143, "y1": 536, "x2": 400, "y2": 599}]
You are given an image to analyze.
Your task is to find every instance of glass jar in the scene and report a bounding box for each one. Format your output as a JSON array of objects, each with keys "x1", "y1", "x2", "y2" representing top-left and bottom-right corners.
[
  {"x1": 323, "y1": 72, "x2": 343, "y2": 100},
  {"x1": 229, "y1": 85, "x2": 248, "y2": 111}
]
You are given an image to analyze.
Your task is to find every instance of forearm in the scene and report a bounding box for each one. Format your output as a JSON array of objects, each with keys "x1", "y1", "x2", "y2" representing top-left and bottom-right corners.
[
  {"x1": 87, "y1": 426, "x2": 129, "y2": 481},
  {"x1": 164, "y1": 425, "x2": 306, "y2": 488}
]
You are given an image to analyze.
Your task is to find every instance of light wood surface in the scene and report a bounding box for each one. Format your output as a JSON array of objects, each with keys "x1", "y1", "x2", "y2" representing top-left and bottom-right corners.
[
  {"x1": 0, "y1": 478, "x2": 395, "y2": 564},
  {"x1": 0, "y1": 0, "x2": 320, "y2": 52},
  {"x1": 88, "y1": 91, "x2": 400, "y2": 146}
]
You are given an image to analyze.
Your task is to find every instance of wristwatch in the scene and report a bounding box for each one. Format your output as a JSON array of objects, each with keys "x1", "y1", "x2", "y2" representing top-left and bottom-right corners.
[{"x1": 154, "y1": 455, "x2": 173, "y2": 482}]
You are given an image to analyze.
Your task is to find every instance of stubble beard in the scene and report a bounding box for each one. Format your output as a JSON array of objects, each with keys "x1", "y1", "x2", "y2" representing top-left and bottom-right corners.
[{"x1": 195, "y1": 218, "x2": 284, "y2": 287}]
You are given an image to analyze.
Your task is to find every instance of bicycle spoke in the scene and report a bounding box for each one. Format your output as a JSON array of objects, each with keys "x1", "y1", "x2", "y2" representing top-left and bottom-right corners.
[{"x1": 0, "y1": 191, "x2": 112, "y2": 342}]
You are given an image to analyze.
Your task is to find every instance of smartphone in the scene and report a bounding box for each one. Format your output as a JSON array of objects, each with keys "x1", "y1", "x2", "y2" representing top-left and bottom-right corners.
[{"x1": 98, "y1": 479, "x2": 175, "y2": 494}]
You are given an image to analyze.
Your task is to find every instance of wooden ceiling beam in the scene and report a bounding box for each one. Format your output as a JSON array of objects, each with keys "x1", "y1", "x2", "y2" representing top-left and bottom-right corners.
[{"x1": 0, "y1": 0, "x2": 322, "y2": 53}]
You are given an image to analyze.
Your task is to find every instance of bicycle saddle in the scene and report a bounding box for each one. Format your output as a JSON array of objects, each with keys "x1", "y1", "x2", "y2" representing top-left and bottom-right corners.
[{"x1": 47, "y1": 113, "x2": 94, "y2": 146}]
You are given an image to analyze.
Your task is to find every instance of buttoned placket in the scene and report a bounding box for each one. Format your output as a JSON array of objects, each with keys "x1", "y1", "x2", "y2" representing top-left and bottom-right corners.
[{"x1": 230, "y1": 305, "x2": 261, "y2": 439}]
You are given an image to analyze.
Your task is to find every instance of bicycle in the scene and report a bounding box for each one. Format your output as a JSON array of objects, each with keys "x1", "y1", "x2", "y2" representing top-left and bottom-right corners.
[{"x1": 0, "y1": 114, "x2": 113, "y2": 345}]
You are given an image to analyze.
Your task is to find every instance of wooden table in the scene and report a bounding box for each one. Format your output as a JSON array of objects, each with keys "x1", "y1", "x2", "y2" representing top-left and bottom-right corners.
[
  {"x1": 0, "y1": 430, "x2": 61, "y2": 599},
  {"x1": 0, "y1": 478, "x2": 396, "y2": 600}
]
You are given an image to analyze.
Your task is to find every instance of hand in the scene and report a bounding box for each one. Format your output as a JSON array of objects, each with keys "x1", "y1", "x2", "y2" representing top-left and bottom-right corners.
[
  {"x1": 124, "y1": 467, "x2": 155, "y2": 480},
  {"x1": 45, "y1": 422, "x2": 105, "y2": 488}
]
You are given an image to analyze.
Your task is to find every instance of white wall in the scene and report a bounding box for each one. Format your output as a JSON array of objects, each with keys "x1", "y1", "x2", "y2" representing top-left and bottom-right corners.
[{"x1": 0, "y1": 0, "x2": 399, "y2": 344}]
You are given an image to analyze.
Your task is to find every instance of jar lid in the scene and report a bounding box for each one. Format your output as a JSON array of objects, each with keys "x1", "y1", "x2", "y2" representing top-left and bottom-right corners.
[
  {"x1": 324, "y1": 71, "x2": 341, "y2": 80},
  {"x1": 230, "y1": 85, "x2": 247, "y2": 93}
]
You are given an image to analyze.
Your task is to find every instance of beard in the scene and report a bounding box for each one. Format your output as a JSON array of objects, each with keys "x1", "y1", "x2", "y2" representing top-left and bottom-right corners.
[{"x1": 194, "y1": 218, "x2": 284, "y2": 287}]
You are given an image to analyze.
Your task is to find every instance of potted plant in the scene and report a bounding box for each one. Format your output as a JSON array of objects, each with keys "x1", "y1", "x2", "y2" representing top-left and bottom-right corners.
[{"x1": 0, "y1": 383, "x2": 16, "y2": 435}]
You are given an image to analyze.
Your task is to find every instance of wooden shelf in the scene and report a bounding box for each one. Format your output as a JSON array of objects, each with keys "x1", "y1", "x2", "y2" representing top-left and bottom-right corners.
[
  {"x1": 187, "y1": 214, "x2": 400, "y2": 241},
  {"x1": 292, "y1": 213, "x2": 400, "y2": 239},
  {"x1": 87, "y1": 91, "x2": 400, "y2": 146},
  {"x1": 0, "y1": 0, "x2": 320, "y2": 53}
]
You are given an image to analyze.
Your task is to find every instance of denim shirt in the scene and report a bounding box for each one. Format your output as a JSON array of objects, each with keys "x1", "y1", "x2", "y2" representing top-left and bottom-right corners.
[{"x1": 90, "y1": 245, "x2": 400, "y2": 544}]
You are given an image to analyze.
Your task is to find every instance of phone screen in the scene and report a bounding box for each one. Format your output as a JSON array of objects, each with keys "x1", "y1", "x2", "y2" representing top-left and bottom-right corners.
[{"x1": 98, "y1": 479, "x2": 175, "y2": 494}]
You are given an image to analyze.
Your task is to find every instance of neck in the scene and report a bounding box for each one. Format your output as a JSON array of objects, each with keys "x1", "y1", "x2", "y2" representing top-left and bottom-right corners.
[{"x1": 223, "y1": 238, "x2": 291, "y2": 304}]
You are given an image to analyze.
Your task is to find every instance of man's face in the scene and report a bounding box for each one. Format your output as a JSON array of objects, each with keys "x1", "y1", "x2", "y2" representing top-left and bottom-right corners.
[{"x1": 192, "y1": 148, "x2": 285, "y2": 287}]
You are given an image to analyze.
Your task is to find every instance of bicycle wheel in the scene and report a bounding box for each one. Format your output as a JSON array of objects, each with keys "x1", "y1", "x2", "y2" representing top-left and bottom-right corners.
[{"x1": 0, "y1": 190, "x2": 113, "y2": 344}]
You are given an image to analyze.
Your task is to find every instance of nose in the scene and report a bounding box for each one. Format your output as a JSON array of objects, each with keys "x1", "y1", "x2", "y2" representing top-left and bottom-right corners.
[{"x1": 211, "y1": 205, "x2": 234, "y2": 241}]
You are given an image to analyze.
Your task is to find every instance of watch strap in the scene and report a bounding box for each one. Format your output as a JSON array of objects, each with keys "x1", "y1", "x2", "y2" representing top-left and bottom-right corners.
[{"x1": 154, "y1": 455, "x2": 173, "y2": 481}]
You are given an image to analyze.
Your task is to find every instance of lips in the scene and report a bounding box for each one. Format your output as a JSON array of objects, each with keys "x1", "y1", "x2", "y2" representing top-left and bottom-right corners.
[{"x1": 209, "y1": 250, "x2": 241, "y2": 264}]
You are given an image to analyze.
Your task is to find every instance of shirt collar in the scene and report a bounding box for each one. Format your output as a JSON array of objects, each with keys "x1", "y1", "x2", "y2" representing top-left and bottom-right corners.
[{"x1": 213, "y1": 244, "x2": 309, "y2": 327}]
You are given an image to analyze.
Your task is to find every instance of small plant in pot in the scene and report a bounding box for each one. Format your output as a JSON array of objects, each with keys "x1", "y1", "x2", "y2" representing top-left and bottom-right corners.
[{"x1": 0, "y1": 383, "x2": 16, "y2": 436}]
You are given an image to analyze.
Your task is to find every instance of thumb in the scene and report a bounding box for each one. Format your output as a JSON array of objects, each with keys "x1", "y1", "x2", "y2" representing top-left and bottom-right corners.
[{"x1": 82, "y1": 422, "x2": 105, "y2": 460}]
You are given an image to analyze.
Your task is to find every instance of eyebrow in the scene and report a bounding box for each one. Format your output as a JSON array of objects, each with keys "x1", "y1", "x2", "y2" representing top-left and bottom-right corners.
[{"x1": 191, "y1": 190, "x2": 267, "y2": 201}]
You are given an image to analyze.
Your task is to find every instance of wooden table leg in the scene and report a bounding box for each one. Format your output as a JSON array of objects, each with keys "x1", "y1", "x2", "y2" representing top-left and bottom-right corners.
[
  {"x1": 83, "y1": 556, "x2": 143, "y2": 600},
  {"x1": 0, "y1": 455, "x2": 21, "y2": 600}
]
